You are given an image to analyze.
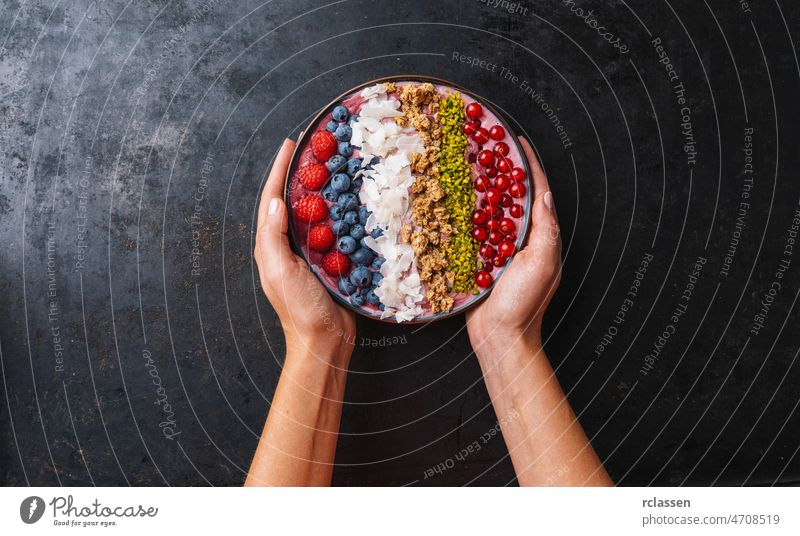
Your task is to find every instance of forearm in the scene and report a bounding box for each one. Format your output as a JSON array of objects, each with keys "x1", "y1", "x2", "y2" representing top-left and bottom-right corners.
[
  {"x1": 245, "y1": 344, "x2": 351, "y2": 486},
  {"x1": 473, "y1": 333, "x2": 612, "y2": 486}
]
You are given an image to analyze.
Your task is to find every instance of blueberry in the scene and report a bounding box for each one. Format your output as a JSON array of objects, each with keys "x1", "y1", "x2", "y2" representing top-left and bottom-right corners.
[
  {"x1": 350, "y1": 224, "x2": 366, "y2": 240},
  {"x1": 350, "y1": 248, "x2": 375, "y2": 266},
  {"x1": 322, "y1": 185, "x2": 338, "y2": 202},
  {"x1": 343, "y1": 210, "x2": 359, "y2": 225},
  {"x1": 338, "y1": 142, "x2": 353, "y2": 157},
  {"x1": 326, "y1": 155, "x2": 347, "y2": 173},
  {"x1": 379, "y1": 303, "x2": 385, "y2": 311},
  {"x1": 349, "y1": 293, "x2": 366, "y2": 307},
  {"x1": 326, "y1": 120, "x2": 338, "y2": 133},
  {"x1": 371, "y1": 272, "x2": 383, "y2": 286},
  {"x1": 349, "y1": 266, "x2": 372, "y2": 288},
  {"x1": 331, "y1": 172, "x2": 350, "y2": 193},
  {"x1": 329, "y1": 204, "x2": 345, "y2": 221},
  {"x1": 335, "y1": 124, "x2": 352, "y2": 142},
  {"x1": 338, "y1": 278, "x2": 356, "y2": 296},
  {"x1": 359, "y1": 237, "x2": 370, "y2": 249},
  {"x1": 332, "y1": 221, "x2": 350, "y2": 236},
  {"x1": 349, "y1": 114, "x2": 359, "y2": 123},
  {"x1": 332, "y1": 105, "x2": 349, "y2": 122},
  {"x1": 370, "y1": 227, "x2": 383, "y2": 238},
  {"x1": 350, "y1": 177, "x2": 363, "y2": 192},
  {"x1": 371, "y1": 257, "x2": 385, "y2": 271},
  {"x1": 337, "y1": 236, "x2": 357, "y2": 254},
  {"x1": 346, "y1": 158, "x2": 362, "y2": 176},
  {"x1": 358, "y1": 207, "x2": 370, "y2": 225},
  {"x1": 366, "y1": 289, "x2": 381, "y2": 306},
  {"x1": 338, "y1": 193, "x2": 358, "y2": 211}
]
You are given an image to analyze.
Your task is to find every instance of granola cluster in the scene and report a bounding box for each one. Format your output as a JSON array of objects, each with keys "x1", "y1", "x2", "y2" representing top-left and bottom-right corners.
[{"x1": 393, "y1": 82, "x2": 455, "y2": 314}]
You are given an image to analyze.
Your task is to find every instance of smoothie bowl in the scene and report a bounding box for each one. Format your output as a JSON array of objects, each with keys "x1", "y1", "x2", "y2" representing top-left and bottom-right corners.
[{"x1": 285, "y1": 76, "x2": 532, "y2": 323}]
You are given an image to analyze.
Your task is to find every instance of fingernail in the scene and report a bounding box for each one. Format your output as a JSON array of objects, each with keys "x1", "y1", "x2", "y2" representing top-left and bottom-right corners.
[
  {"x1": 544, "y1": 191, "x2": 554, "y2": 211},
  {"x1": 268, "y1": 197, "x2": 279, "y2": 215}
]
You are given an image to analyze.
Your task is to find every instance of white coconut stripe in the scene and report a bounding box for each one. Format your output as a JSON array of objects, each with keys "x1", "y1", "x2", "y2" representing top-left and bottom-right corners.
[{"x1": 354, "y1": 84, "x2": 425, "y2": 322}]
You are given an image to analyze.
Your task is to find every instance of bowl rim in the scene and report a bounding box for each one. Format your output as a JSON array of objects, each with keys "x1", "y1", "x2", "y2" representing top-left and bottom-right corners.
[{"x1": 283, "y1": 74, "x2": 533, "y2": 324}]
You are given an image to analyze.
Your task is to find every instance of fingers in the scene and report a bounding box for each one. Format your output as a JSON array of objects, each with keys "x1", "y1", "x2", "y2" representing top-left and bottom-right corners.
[
  {"x1": 518, "y1": 136, "x2": 550, "y2": 199},
  {"x1": 258, "y1": 139, "x2": 296, "y2": 227}
]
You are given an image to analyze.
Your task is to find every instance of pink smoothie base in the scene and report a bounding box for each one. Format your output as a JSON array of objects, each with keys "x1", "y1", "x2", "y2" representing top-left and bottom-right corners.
[{"x1": 285, "y1": 77, "x2": 532, "y2": 323}]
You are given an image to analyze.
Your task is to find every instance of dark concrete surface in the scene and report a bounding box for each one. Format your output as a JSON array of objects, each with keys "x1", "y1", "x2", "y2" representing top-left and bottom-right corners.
[{"x1": 1, "y1": 0, "x2": 799, "y2": 486}]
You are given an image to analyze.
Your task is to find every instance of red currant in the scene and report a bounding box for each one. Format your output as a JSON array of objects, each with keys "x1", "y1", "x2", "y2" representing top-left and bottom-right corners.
[
  {"x1": 509, "y1": 182, "x2": 526, "y2": 198},
  {"x1": 493, "y1": 142, "x2": 509, "y2": 156},
  {"x1": 472, "y1": 128, "x2": 489, "y2": 144},
  {"x1": 496, "y1": 157, "x2": 512, "y2": 174},
  {"x1": 471, "y1": 226, "x2": 488, "y2": 242},
  {"x1": 466, "y1": 102, "x2": 483, "y2": 120},
  {"x1": 487, "y1": 218, "x2": 501, "y2": 232},
  {"x1": 485, "y1": 187, "x2": 501, "y2": 206},
  {"x1": 509, "y1": 203, "x2": 523, "y2": 218},
  {"x1": 511, "y1": 167, "x2": 526, "y2": 181},
  {"x1": 471, "y1": 209, "x2": 488, "y2": 225},
  {"x1": 477, "y1": 150, "x2": 495, "y2": 167},
  {"x1": 495, "y1": 174, "x2": 511, "y2": 192},
  {"x1": 467, "y1": 152, "x2": 477, "y2": 164},
  {"x1": 480, "y1": 199, "x2": 489, "y2": 209},
  {"x1": 506, "y1": 233, "x2": 518, "y2": 243},
  {"x1": 462, "y1": 120, "x2": 480, "y2": 136},
  {"x1": 499, "y1": 217, "x2": 516, "y2": 235},
  {"x1": 485, "y1": 167, "x2": 498, "y2": 178},
  {"x1": 498, "y1": 240, "x2": 516, "y2": 257},
  {"x1": 489, "y1": 125, "x2": 506, "y2": 141},
  {"x1": 490, "y1": 205, "x2": 503, "y2": 220},
  {"x1": 479, "y1": 244, "x2": 496, "y2": 259},
  {"x1": 491, "y1": 254, "x2": 507, "y2": 268},
  {"x1": 483, "y1": 262, "x2": 494, "y2": 273},
  {"x1": 475, "y1": 270, "x2": 493, "y2": 288},
  {"x1": 488, "y1": 230, "x2": 503, "y2": 245},
  {"x1": 475, "y1": 175, "x2": 490, "y2": 192},
  {"x1": 500, "y1": 193, "x2": 513, "y2": 207}
]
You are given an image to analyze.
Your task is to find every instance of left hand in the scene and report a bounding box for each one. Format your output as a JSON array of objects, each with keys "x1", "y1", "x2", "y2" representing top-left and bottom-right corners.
[{"x1": 254, "y1": 139, "x2": 356, "y2": 363}]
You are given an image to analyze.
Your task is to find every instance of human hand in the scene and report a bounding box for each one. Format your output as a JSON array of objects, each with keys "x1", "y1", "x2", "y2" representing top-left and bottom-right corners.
[
  {"x1": 255, "y1": 139, "x2": 356, "y2": 364},
  {"x1": 466, "y1": 137, "x2": 562, "y2": 351}
]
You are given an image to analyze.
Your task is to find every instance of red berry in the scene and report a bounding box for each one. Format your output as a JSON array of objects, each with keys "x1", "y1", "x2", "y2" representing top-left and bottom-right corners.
[
  {"x1": 488, "y1": 230, "x2": 503, "y2": 245},
  {"x1": 496, "y1": 157, "x2": 512, "y2": 174},
  {"x1": 307, "y1": 223, "x2": 335, "y2": 252},
  {"x1": 500, "y1": 193, "x2": 513, "y2": 207},
  {"x1": 477, "y1": 150, "x2": 495, "y2": 167},
  {"x1": 491, "y1": 254, "x2": 507, "y2": 268},
  {"x1": 475, "y1": 174, "x2": 490, "y2": 193},
  {"x1": 475, "y1": 270, "x2": 493, "y2": 288},
  {"x1": 498, "y1": 240, "x2": 516, "y2": 257},
  {"x1": 471, "y1": 226, "x2": 488, "y2": 242},
  {"x1": 294, "y1": 194, "x2": 328, "y2": 223},
  {"x1": 511, "y1": 167, "x2": 527, "y2": 181},
  {"x1": 483, "y1": 262, "x2": 494, "y2": 273},
  {"x1": 465, "y1": 102, "x2": 483, "y2": 120},
  {"x1": 485, "y1": 187, "x2": 501, "y2": 206},
  {"x1": 495, "y1": 143, "x2": 509, "y2": 157},
  {"x1": 487, "y1": 218, "x2": 501, "y2": 232},
  {"x1": 321, "y1": 250, "x2": 351, "y2": 277},
  {"x1": 489, "y1": 125, "x2": 506, "y2": 141},
  {"x1": 471, "y1": 209, "x2": 488, "y2": 225},
  {"x1": 480, "y1": 199, "x2": 490, "y2": 209},
  {"x1": 495, "y1": 174, "x2": 511, "y2": 192},
  {"x1": 463, "y1": 119, "x2": 480, "y2": 136},
  {"x1": 509, "y1": 182, "x2": 526, "y2": 198},
  {"x1": 467, "y1": 152, "x2": 477, "y2": 164},
  {"x1": 506, "y1": 233, "x2": 518, "y2": 243},
  {"x1": 310, "y1": 131, "x2": 337, "y2": 161},
  {"x1": 485, "y1": 167, "x2": 498, "y2": 178},
  {"x1": 479, "y1": 244, "x2": 495, "y2": 259},
  {"x1": 297, "y1": 163, "x2": 329, "y2": 191},
  {"x1": 499, "y1": 217, "x2": 516, "y2": 235},
  {"x1": 509, "y1": 203, "x2": 523, "y2": 218},
  {"x1": 472, "y1": 127, "x2": 489, "y2": 144},
  {"x1": 489, "y1": 205, "x2": 503, "y2": 220}
]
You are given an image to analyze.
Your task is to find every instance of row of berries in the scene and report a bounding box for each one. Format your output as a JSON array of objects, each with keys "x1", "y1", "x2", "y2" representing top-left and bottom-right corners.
[
  {"x1": 462, "y1": 102, "x2": 527, "y2": 289},
  {"x1": 294, "y1": 104, "x2": 385, "y2": 308}
]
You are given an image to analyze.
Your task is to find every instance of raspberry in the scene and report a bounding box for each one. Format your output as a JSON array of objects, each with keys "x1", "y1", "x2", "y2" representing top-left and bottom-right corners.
[
  {"x1": 310, "y1": 131, "x2": 337, "y2": 162},
  {"x1": 321, "y1": 250, "x2": 351, "y2": 277},
  {"x1": 293, "y1": 194, "x2": 327, "y2": 224},
  {"x1": 307, "y1": 223, "x2": 335, "y2": 252},
  {"x1": 297, "y1": 163, "x2": 329, "y2": 191}
]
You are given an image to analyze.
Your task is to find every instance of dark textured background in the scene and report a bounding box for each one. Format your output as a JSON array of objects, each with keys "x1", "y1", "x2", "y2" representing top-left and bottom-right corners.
[{"x1": 1, "y1": 0, "x2": 799, "y2": 486}]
